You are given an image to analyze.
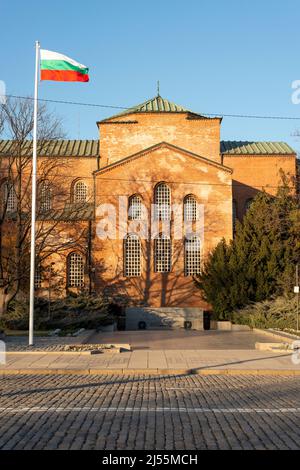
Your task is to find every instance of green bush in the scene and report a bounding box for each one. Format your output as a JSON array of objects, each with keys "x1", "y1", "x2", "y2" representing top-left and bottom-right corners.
[
  {"x1": 0, "y1": 299, "x2": 30, "y2": 330},
  {"x1": 0, "y1": 294, "x2": 112, "y2": 331},
  {"x1": 232, "y1": 296, "x2": 298, "y2": 330}
]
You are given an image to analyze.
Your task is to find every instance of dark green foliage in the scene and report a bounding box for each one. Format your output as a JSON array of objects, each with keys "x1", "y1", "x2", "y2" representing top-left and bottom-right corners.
[
  {"x1": 196, "y1": 175, "x2": 300, "y2": 319},
  {"x1": 0, "y1": 294, "x2": 112, "y2": 331},
  {"x1": 232, "y1": 296, "x2": 298, "y2": 330}
]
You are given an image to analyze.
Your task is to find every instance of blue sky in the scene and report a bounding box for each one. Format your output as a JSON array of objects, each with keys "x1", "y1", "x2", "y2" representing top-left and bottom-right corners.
[{"x1": 1, "y1": 0, "x2": 300, "y2": 150}]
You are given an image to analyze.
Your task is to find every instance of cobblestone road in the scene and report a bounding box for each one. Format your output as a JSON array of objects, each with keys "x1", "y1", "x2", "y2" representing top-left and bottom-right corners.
[{"x1": 0, "y1": 374, "x2": 299, "y2": 450}]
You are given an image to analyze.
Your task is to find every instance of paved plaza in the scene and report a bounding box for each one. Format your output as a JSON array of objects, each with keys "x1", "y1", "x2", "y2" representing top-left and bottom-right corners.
[
  {"x1": 0, "y1": 374, "x2": 300, "y2": 450},
  {"x1": 88, "y1": 329, "x2": 284, "y2": 350},
  {"x1": 0, "y1": 349, "x2": 298, "y2": 375},
  {"x1": 0, "y1": 329, "x2": 297, "y2": 375}
]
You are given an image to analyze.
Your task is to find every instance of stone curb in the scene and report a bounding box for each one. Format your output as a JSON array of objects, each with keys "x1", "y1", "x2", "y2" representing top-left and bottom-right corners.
[
  {"x1": 255, "y1": 342, "x2": 291, "y2": 352},
  {"x1": 253, "y1": 328, "x2": 295, "y2": 344},
  {"x1": 1, "y1": 368, "x2": 300, "y2": 376},
  {"x1": 192, "y1": 369, "x2": 300, "y2": 376},
  {"x1": 80, "y1": 329, "x2": 97, "y2": 344},
  {"x1": 5, "y1": 350, "x2": 120, "y2": 355},
  {"x1": 268, "y1": 329, "x2": 300, "y2": 341}
]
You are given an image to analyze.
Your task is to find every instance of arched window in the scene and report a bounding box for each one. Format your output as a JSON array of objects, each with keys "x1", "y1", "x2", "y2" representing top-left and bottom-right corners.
[
  {"x1": 67, "y1": 252, "x2": 84, "y2": 287},
  {"x1": 124, "y1": 234, "x2": 141, "y2": 277},
  {"x1": 245, "y1": 198, "x2": 254, "y2": 211},
  {"x1": 154, "y1": 234, "x2": 171, "y2": 272},
  {"x1": 39, "y1": 180, "x2": 51, "y2": 212},
  {"x1": 128, "y1": 195, "x2": 142, "y2": 220},
  {"x1": 73, "y1": 180, "x2": 87, "y2": 203},
  {"x1": 2, "y1": 180, "x2": 16, "y2": 213},
  {"x1": 184, "y1": 236, "x2": 201, "y2": 276},
  {"x1": 154, "y1": 182, "x2": 171, "y2": 220},
  {"x1": 184, "y1": 194, "x2": 198, "y2": 221}
]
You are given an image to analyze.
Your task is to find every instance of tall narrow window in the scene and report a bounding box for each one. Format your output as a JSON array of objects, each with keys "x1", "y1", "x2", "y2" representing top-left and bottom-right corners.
[
  {"x1": 154, "y1": 234, "x2": 171, "y2": 272},
  {"x1": 184, "y1": 236, "x2": 201, "y2": 276},
  {"x1": 154, "y1": 183, "x2": 171, "y2": 220},
  {"x1": 73, "y1": 180, "x2": 87, "y2": 203},
  {"x1": 67, "y1": 252, "x2": 84, "y2": 287},
  {"x1": 3, "y1": 181, "x2": 16, "y2": 213},
  {"x1": 39, "y1": 180, "x2": 51, "y2": 212},
  {"x1": 184, "y1": 194, "x2": 198, "y2": 221},
  {"x1": 128, "y1": 195, "x2": 142, "y2": 220},
  {"x1": 124, "y1": 234, "x2": 141, "y2": 277}
]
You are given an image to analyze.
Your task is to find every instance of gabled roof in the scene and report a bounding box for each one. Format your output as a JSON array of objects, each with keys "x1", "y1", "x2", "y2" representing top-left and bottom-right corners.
[
  {"x1": 99, "y1": 95, "x2": 207, "y2": 122},
  {"x1": 0, "y1": 139, "x2": 99, "y2": 157},
  {"x1": 128, "y1": 95, "x2": 189, "y2": 113},
  {"x1": 221, "y1": 141, "x2": 295, "y2": 155},
  {"x1": 94, "y1": 141, "x2": 233, "y2": 175}
]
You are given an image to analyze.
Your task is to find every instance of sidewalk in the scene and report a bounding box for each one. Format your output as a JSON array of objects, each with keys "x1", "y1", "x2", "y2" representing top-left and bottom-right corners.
[{"x1": 1, "y1": 349, "x2": 300, "y2": 375}]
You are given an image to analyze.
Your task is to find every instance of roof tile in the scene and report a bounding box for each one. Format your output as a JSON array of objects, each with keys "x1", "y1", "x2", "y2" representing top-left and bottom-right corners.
[
  {"x1": 99, "y1": 95, "x2": 200, "y2": 121},
  {"x1": 0, "y1": 139, "x2": 99, "y2": 157},
  {"x1": 221, "y1": 141, "x2": 295, "y2": 155},
  {"x1": 0, "y1": 139, "x2": 295, "y2": 157}
]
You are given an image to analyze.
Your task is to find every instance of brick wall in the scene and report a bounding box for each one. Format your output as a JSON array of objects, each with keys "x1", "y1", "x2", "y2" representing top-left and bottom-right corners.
[
  {"x1": 99, "y1": 113, "x2": 221, "y2": 167},
  {"x1": 93, "y1": 144, "x2": 232, "y2": 308},
  {"x1": 223, "y1": 154, "x2": 296, "y2": 220}
]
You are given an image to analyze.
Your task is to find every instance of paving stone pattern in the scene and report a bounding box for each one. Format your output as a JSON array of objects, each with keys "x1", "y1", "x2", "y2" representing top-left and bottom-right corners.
[{"x1": 0, "y1": 374, "x2": 299, "y2": 450}]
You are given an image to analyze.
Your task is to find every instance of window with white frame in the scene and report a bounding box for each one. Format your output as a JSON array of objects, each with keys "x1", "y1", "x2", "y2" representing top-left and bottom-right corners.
[
  {"x1": 184, "y1": 236, "x2": 201, "y2": 276},
  {"x1": 73, "y1": 180, "x2": 87, "y2": 203},
  {"x1": 39, "y1": 180, "x2": 51, "y2": 212},
  {"x1": 3, "y1": 181, "x2": 16, "y2": 213},
  {"x1": 124, "y1": 234, "x2": 141, "y2": 277},
  {"x1": 67, "y1": 252, "x2": 84, "y2": 287},
  {"x1": 154, "y1": 183, "x2": 171, "y2": 220},
  {"x1": 128, "y1": 195, "x2": 142, "y2": 220},
  {"x1": 154, "y1": 234, "x2": 171, "y2": 272},
  {"x1": 184, "y1": 194, "x2": 198, "y2": 221}
]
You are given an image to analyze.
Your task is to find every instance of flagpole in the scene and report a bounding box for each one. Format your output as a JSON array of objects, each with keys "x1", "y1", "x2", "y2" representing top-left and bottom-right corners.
[{"x1": 29, "y1": 40, "x2": 40, "y2": 346}]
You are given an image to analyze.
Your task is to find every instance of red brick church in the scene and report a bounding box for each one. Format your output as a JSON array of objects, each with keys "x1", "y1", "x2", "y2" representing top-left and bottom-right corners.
[{"x1": 0, "y1": 95, "x2": 297, "y2": 327}]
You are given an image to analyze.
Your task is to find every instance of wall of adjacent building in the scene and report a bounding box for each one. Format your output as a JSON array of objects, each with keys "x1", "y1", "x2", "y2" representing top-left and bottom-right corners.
[{"x1": 223, "y1": 154, "x2": 297, "y2": 220}]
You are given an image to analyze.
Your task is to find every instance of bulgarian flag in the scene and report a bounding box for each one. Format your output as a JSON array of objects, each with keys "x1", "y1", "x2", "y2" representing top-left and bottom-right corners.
[{"x1": 40, "y1": 49, "x2": 89, "y2": 82}]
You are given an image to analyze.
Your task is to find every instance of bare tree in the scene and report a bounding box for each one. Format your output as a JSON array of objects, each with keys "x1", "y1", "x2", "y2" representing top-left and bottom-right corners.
[
  {"x1": 0, "y1": 107, "x2": 4, "y2": 137},
  {"x1": 0, "y1": 97, "x2": 91, "y2": 316}
]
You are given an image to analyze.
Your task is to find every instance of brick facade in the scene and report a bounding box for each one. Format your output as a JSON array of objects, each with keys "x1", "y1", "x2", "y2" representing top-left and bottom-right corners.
[{"x1": 0, "y1": 96, "x2": 297, "y2": 311}]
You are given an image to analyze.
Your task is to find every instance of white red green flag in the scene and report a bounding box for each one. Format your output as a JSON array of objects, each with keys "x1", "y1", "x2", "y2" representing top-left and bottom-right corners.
[{"x1": 40, "y1": 49, "x2": 89, "y2": 82}]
